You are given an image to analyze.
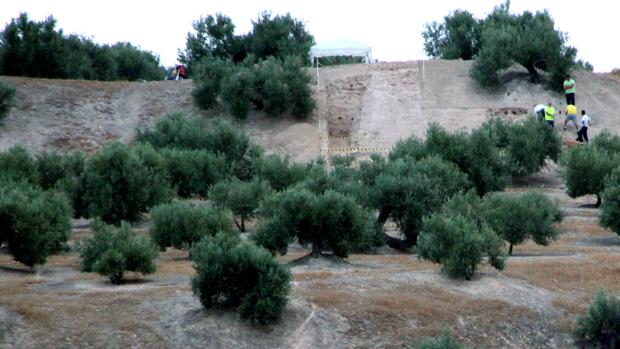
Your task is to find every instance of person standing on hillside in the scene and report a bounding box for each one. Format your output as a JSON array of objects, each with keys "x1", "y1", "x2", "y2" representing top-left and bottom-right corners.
[
  {"x1": 576, "y1": 110, "x2": 591, "y2": 143},
  {"x1": 564, "y1": 75, "x2": 576, "y2": 105},
  {"x1": 544, "y1": 102, "x2": 556, "y2": 129},
  {"x1": 563, "y1": 103, "x2": 579, "y2": 130},
  {"x1": 533, "y1": 103, "x2": 546, "y2": 120}
]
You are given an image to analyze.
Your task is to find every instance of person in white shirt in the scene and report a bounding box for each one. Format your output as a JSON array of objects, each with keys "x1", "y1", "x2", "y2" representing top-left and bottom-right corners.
[
  {"x1": 533, "y1": 104, "x2": 546, "y2": 120},
  {"x1": 576, "y1": 110, "x2": 591, "y2": 143}
]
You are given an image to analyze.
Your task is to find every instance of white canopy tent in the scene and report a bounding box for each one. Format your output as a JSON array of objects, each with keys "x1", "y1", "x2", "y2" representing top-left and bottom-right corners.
[
  {"x1": 309, "y1": 38, "x2": 372, "y2": 90},
  {"x1": 310, "y1": 38, "x2": 373, "y2": 63}
]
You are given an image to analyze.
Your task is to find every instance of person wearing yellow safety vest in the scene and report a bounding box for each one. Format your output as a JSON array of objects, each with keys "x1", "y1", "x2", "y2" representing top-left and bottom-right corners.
[
  {"x1": 563, "y1": 103, "x2": 579, "y2": 131},
  {"x1": 563, "y1": 75, "x2": 576, "y2": 105},
  {"x1": 544, "y1": 102, "x2": 556, "y2": 129}
]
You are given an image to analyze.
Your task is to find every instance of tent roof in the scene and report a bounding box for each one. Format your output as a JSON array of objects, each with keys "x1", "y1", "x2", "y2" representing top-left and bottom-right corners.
[{"x1": 310, "y1": 38, "x2": 372, "y2": 60}]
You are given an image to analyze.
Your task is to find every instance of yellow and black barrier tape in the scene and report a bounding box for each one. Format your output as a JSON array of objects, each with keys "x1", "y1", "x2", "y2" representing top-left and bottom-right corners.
[
  {"x1": 320, "y1": 136, "x2": 402, "y2": 142},
  {"x1": 321, "y1": 146, "x2": 394, "y2": 153}
]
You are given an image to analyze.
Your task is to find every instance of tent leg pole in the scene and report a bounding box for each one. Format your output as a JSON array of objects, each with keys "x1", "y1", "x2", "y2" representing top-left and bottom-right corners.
[{"x1": 316, "y1": 58, "x2": 319, "y2": 91}]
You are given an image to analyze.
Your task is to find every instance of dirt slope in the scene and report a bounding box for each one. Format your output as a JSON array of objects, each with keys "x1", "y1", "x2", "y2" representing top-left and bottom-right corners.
[
  {"x1": 2, "y1": 60, "x2": 619, "y2": 161},
  {"x1": 317, "y1": 60, "x2": 620, "y2": 157}
]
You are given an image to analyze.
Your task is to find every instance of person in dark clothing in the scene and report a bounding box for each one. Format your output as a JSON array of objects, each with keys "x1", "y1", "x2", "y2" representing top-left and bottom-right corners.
[{"x1": 576, "y1": 110, "x2": 591, "y2": 143}]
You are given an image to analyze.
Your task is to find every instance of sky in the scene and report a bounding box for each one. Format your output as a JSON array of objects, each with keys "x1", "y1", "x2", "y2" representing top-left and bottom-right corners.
[{"x1": 0, "y1": 0, "x2": 617, "y2": 72}]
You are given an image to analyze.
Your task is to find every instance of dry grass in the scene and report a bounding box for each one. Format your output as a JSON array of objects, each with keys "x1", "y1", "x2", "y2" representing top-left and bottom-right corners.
[
  {"x1": 348, "y1": 254, "x2": 436, "y2": 271},
  {"x1": 277, "y1": 251, "x2": 311, "y2": 263},
  {"x1": 153, "y1": 248, "x2": 194, "y2": 276},
  {"x1": 293, "y1": 270, "x2": 335, "y2": 282},
  {"x1": 296, "y1": 281, "x2": 539, "y2": 348},
  {"x1": 0, "y1": 268, "x2": 174, "y2": 348},
  {"x1": 559, "y1": 218, "x2": 612, "y2": 237},
  {"x1": 505, "y1": 253, "x2": 620, "y2": 295}
]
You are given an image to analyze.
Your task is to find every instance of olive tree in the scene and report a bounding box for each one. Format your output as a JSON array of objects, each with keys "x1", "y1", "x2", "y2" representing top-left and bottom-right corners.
[
  {"x1": 422, "y1": 9, "x2": 482, "y2": 60},
  {"x1": 562, "y1": 146, "x2": 618, "y2": 207},
  {"x1": 150, "y1": 201, "x2": 233, "y2": 250},
  {"x1": 482, "y1": 192, "x2": 562, "y2": 255},
  {"x1": 253, "y1": 187, "x2": 374, "y2": 258},
  {"x1": 417, "y1": 212, "x2": 505, "y2": 280},
  {"x1": 80, "y1": 220, "x2": 158, "y2": 284},
  {"x1": 472, "y1": 2, "x2": 578, "y2": 89},
  {"x1": 0, "y1": 180, "x2": 71, "y2": 267},
  {"x1": 82, "y1": 142, "x2": 172, "y2": 224},
  {"x1": 208, "y1": 178, "x2": 273, "y2": 232},
  {"x1": 191, "y1": 232, "x2": 291, "y2": 324},
  {"x1": 599, "y1": 168, "x2": 620, "y2": 236},
  {"x1": 573, "y1": 289, "x2": 620, "y2": 349},
  {"x1": 367, "y1": 156, "x2": 471, "y2": 248}
]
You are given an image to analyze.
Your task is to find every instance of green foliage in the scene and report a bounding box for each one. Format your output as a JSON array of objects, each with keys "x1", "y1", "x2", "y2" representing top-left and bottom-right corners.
[
  {"x1": 600, "y1": 168, "x2": 620, "y2": 236},
  {"x1": 34, "y1": 150, "x2": 88, "y2": 218},
  {"x1": 470, "y1": 3, "x2": 577, "y2": 89},
  {"x1": 35, "y1": 152, "x2": 66, "y2": 190},
  {"x1": 0, "y1": 13, "x2": 64, "y2": 78},
  {"x1": 368, "y1": 156, "x2": 471, "y2": 244},
  {"x1": 574, "y1": 59, "x2": 594, "y2": 72},
  {"x1": 80, "y1": 220, "x2": 158, "y2": 284},
  {"x1": 593, "y1": 130, "x2": 620, "y2": 155},
  {"x1": 422, "y1": 10, "x2": 482, "y2": 60},
  {"x1": 0, "y1": 13, "x2": 164, "y2": 81},
  {"x1": 183, "y1": 12, "x2": 315, "y2": 120},
  {"x1": 296, "y1": 158, "x2": 359, "y2": 198},
  {"x1": 482, "y1": 192, "x2": 562, "y2": 254},
  {"x1": 417, "y1": 212, "x2": 505, "y2": 280},
  {"x1": 573, "y1": 289, "x2": 620, "y2": 348},
  {"x1": 251, "y1": 154, "x2": 306, "y2": 191},
  {"x1": 424, "y1": 3, "x2": 580, "y2": 89},
  {"x1": 220, "y1": 65, "x2": 255, "y2": 119},
  {"x1": 108, "y1": 42, "x2": 165, "y2": 81},
  {"x1": 160, "y1": 148, "x2": 227, "y2": 198},
  {"x1": 481, "y1": 117, "x2": 512, "y2": 148},
  {"x1": 409, "y1": 330, "x2": 469, "y2": 349},
  {"x1": 317, "y1": 56, "x2": 364, "y2": 66},
  {"x1": 389, "y1": 137, "x2": 428, "y2": 162},
  {"x1": 0, "y1": 79, "x2": 15, "y2": 119},
  {"x1": 208, "y1": 178, "x2": 272, "y2": 232},
  {"x1": 0, "y1": 180, "x2": 71, "y2": 267},
  {"x1": 191, "y1": 57, "x2": 230, "y2": 109},
  {"x1": 253, "y1": 57, "x2": 290, "y2": 116},
  {"x1": 421, "y1": 124, "x2": 506, "y2": 196},
  {"x1": 562, "y1": 146, "x2": 618, "y2": 206},
  {"x1": 504, "y1": 118, "x2": 561, "y2": 176},
  {"x1": 35, "y1": 151, "x2": 84, "y2": 189},
  {"x1": 254, "y1": 187, "x2": 374, "y2": 257},
  {"x1": 481, "y1": 117, "x2": 561, "y2": 176},
  {"x1": 190, "y1": 232, "x2": 291, "y2": 324},
  {"x1": 0, "y1": 146, "x2": 38, "y2": 184},
  {"x1": 437, "y1": 190, "x2": 485, "y2": 225},
  {"x1": 137, "y1": 114, "x2": 262, "y2": 180},
  {"x1": 201, "y1": 55, "x2": 315, "y2": 120},
  {"x1": 82, "y1": 142, "x2": 172, "y2": 224},
  {"x1": 179, "y1": 14, "x2": 240, "y2": 70},
  {"x1": 282, "y1": 55, "x2": 316, "y2": 119},
  {"x1": 249, "y1": 11, "x2": 314, "y2": 61},
  {"x1": 150, "y1": 201, "x2": 233, "y2": 250},
  {"x1": 136, "y1": 113, "x2": 209, "y2": 149}
]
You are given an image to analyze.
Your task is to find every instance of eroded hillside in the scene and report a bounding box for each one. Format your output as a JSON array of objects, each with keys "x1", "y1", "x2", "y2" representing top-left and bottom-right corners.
[{"x1": 2, "y1": 60, "x2": 619, "y2": 162}]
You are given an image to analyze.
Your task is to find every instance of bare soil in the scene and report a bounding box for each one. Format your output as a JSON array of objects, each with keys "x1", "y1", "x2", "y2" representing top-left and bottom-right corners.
[{"x1": 2, "y1": 60, "x2": 620, "y2": 348}]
